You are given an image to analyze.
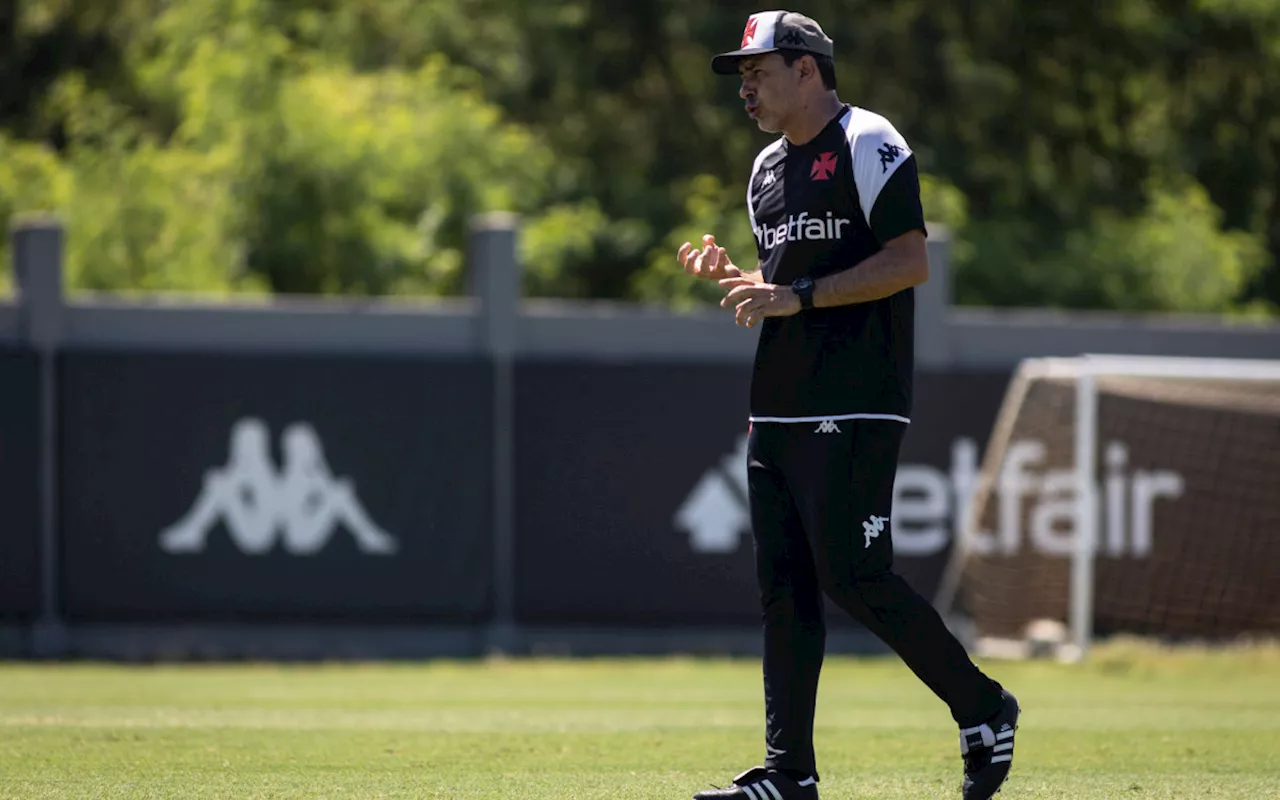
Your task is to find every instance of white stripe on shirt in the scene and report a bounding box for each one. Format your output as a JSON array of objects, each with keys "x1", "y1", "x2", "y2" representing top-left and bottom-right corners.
[{"x1": 749, "y1": 412, "x2": 910, "y2": 424}]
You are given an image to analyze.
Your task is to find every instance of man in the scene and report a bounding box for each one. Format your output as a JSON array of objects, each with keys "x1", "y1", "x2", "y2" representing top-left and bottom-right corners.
[{"x1": 675, "y1": 11, "x2": 1020, "y2": 800}]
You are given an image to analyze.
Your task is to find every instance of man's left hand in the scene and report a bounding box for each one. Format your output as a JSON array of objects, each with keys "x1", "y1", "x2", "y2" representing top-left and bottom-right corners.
[{"x1": 719, "y1": 277, "x2": 801, "y2": 327}]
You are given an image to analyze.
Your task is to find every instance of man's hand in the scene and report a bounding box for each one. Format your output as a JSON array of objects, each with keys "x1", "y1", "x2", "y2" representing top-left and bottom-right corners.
[
  {"x1": 677, "y1": 234, "x2": 742, "y2": 281},
  {"x1": 719, "y1": 277, "x2": 801, "y2": 327}
]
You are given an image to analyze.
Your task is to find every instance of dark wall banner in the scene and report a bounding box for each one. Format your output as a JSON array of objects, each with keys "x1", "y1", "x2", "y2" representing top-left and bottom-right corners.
[
  {"x1": 0, "y1": 349, "x2": 40, "y2": 620},
  {"x1": 514, "y1": 361, "x2": 756, "y2": 626},
  {"x1": 59, "y1": 351, "x2": 492, "y2": 622},
  {"x1": 513, "y1": 361, "x2": 1012, "y2": 627}
]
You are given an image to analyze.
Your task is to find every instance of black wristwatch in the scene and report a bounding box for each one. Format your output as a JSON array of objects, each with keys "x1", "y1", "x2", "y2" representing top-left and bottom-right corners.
[{"x1": 791, "y1": 276, "x2": 815, "y2": 310}]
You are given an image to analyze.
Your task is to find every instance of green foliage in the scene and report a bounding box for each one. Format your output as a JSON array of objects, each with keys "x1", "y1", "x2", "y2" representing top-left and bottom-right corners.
[
  {"x1": 632, "y1": 174, "x2": 759, "y2": 310},
  {"x1": 958, "y1": 177, "x2": 1268, "y2": 313},
  {"x1": 3, "y1": 1, "x2": 571, "y2": 297},
  {"x1": 2, "y1": 104, "x2": 253, "y2": 297},
  {"x1": 15, "y1": 73, "x2": 259, "y2": 296},
  {"x1": 1051, "y1": 178, "x2": 1267, "y2": 312},
  {"x1": 0, "y1": 0, "x2": 1278, "y2": 314},
  {"x1": 65, "y1": 139, "x2": 257, "y2": 295},
  {"x1": 520, "y1": 201, "x2": 653, "y2": 300},
  {"x1": 243, "y1": 60, "x2": 556, "y2": 295}
]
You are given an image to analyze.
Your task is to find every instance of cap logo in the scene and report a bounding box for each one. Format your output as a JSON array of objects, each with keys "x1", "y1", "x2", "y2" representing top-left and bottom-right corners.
[
  {"x1": 776, "y1": 28, "x2": 804, "y2": 47},
  {"x1": 741, "y1": 18, "x2": 759, "y2": 47}
]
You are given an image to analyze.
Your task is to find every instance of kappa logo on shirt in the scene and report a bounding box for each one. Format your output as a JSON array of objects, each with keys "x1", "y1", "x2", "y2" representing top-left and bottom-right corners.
[{"x1": 877, "y1": 142, "x2": 905, "y2": 173}]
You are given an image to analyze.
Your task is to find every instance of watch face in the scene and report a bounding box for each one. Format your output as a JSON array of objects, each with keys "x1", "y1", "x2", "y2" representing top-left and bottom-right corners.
[{"x1": 793, "y1": 277, "x2": 814, "y2": 308}]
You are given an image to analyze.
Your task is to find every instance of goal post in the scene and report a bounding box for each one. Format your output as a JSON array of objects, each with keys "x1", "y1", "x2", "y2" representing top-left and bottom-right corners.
[{"x1": 935, "y1": 353, "x2": 1280, "y2": 661}]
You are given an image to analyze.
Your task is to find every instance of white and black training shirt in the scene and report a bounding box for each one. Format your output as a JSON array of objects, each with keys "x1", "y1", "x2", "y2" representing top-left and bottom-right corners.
[{"x1": 746, "y1": 104, "x2": 926, "y2": 425}]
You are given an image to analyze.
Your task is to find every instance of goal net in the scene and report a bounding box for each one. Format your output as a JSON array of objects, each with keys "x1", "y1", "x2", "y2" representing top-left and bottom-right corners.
[{"x1": 934, "y1": 354, "x2": 1280, "y2": 659}]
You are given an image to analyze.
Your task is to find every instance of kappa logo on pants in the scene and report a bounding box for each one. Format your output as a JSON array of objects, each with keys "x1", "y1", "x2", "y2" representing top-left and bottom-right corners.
[
  {"x1": 159, "y1": 418, "x2": 399, "y2": 557},
  {"x1": 862, "y1": 514, "x2": 889, "y2": 548}
]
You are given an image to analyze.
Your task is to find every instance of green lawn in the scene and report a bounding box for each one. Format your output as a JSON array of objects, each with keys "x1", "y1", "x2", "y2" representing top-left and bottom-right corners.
[{"x1": 2, "y1": 640, "x2": 1278, "y2": 799}]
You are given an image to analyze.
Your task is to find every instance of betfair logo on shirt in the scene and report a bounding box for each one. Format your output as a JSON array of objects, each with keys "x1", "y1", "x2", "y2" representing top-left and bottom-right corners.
[{"x1": 756, "y1": 211, "x2": 851, "y2": 251}]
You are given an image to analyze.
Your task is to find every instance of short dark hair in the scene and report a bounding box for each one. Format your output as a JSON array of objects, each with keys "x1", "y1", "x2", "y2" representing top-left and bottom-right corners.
[{"x1": 778, "y1": 49, "x2": 837, "y2": 91}]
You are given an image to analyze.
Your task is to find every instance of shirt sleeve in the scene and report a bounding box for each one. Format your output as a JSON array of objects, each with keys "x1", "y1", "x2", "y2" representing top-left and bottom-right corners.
[
  {"x1": 867, "y1": 155, "x2": 926, "y2": 243},
  {"x1": 848, "y1": 115, "x2": 927, "y2": 243}
]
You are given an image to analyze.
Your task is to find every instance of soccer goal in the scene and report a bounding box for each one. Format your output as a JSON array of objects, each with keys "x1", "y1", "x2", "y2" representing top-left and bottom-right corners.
[{"x1": 934, "y1": 353, "x2": 1280, "y2": 661}]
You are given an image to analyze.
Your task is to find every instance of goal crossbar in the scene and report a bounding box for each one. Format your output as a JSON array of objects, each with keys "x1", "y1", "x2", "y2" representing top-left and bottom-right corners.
[{"x1": 1035, "y1": 354, "x2": 1280, "y2": 382}]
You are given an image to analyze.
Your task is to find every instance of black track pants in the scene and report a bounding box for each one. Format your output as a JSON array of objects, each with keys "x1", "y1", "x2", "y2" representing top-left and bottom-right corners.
[{"x1": 748, "y1": 419, "x2": 1003, "y2": 779}]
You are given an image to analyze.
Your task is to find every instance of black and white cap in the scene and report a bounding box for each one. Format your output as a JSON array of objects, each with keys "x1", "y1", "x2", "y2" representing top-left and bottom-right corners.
[{"x1": 711, "y1": 10, "x2": 835, "y2": 75}]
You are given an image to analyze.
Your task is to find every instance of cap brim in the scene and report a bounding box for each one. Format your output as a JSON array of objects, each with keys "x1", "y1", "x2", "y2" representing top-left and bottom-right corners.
[{"x1": 711, "y1": 47, "x2": 778, "y2": 75}]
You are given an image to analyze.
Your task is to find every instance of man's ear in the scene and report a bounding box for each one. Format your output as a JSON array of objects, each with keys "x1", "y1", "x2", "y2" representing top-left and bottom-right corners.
[{"x1": 800, "y1": 55, "x2": 818, "y2": 85}]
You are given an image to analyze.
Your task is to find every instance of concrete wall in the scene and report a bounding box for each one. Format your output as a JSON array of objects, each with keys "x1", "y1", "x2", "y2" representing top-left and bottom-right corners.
[{"x1": 0, "y1": 302, "x2": 17, "y2": 344}]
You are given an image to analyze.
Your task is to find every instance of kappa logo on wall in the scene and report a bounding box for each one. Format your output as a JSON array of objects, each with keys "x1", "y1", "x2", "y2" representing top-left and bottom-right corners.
[{"x1": 159, "y1": 418, "x2": 398, "y2": 557}]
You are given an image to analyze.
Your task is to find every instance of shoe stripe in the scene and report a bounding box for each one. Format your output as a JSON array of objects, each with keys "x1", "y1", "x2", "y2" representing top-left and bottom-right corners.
[
  {"x1": 761, "y1": 780, "x2": 784, "y2": 800},
  {"x1": 994, "y1": 743, "x2": 1013, "y2": 753},
  {"x1": 797, "y1": 777, "x2": 817, "y2": 787},
  {"x1": 740, "y1": 785, "x2": 761, "y2": 800},
  {"x1": 961, "y1": 723, "x2": 997, "y2": 751},
  {"x1": 991, "y1": 754, "x2": 1013, "y2": 763},
  {"x1": 996, "y1": 729, "x2": 1015, "y2": 741}
]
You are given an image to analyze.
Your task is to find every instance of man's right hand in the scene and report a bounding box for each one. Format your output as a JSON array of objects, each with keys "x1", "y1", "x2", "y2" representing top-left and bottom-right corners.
[{"x1": 677, "y1": 234, "x2": 741, "y2": 281}]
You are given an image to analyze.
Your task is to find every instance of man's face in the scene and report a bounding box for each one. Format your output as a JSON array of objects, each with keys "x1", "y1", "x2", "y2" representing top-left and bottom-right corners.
[{"x1": 738, "y1": 53, "x2": 800, "y2": 133}]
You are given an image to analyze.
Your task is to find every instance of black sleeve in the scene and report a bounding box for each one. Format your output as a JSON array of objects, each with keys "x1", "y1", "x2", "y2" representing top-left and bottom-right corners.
[{"x1": 868, "y1": 155, "x2": 927, "y2": 243}]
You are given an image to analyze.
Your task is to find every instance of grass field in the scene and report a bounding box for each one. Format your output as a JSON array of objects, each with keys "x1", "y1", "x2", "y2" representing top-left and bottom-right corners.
[{"x1": 2, "y1": 640, "x2": 1278, "y2": 799}]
